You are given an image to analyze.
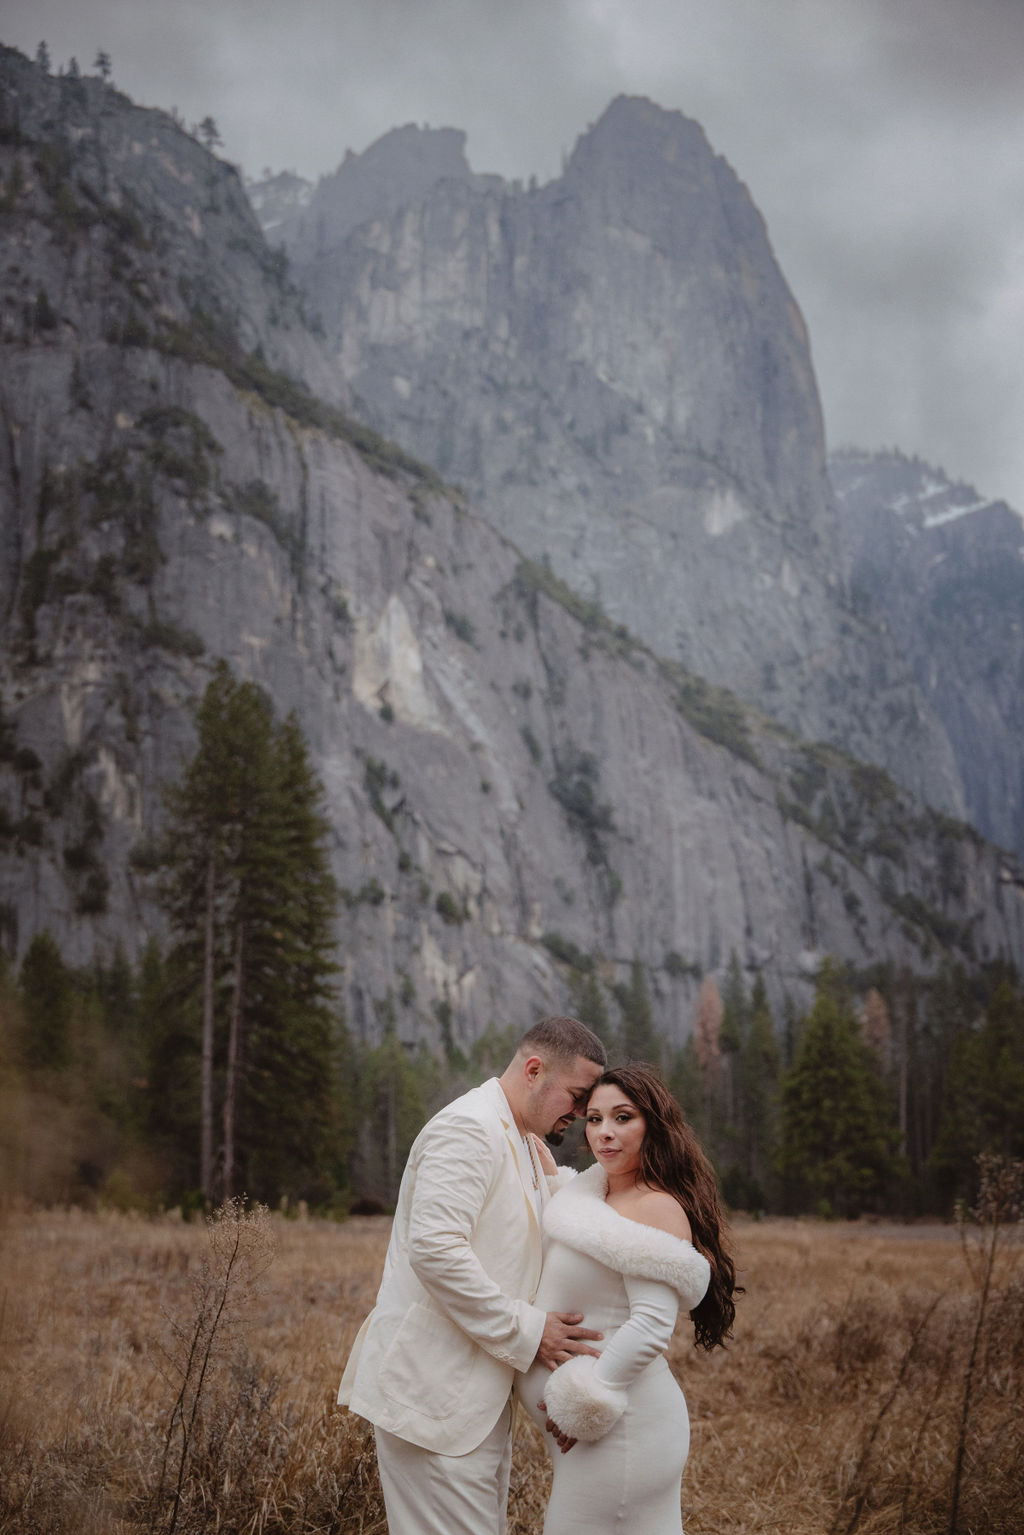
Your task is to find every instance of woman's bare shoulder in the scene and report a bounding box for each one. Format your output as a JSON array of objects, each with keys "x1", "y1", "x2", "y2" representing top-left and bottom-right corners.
[{"x1": 622, "y1": 1187, "x2": 692, "y2": 1242}]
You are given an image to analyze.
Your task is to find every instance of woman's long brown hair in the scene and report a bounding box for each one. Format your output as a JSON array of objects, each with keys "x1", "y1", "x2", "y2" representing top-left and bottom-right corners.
[{"x1": 589, "y1": 1063, "x2": 740, "y2": 1350}]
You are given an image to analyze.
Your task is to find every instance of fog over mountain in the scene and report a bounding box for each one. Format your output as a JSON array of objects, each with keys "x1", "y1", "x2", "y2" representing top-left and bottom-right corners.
[{"x1": 4, "y1": 0, "x2": 1024, "y2": 515}]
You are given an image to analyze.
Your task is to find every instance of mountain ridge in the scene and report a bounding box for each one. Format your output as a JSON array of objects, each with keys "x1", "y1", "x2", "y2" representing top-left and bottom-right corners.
[
  {"x1": 831, "y1": 446, "x2": 1024, "y2": 856},
  {"x1": 1, "y1": 48, "x2": 1022, "y2": 1049},
  {"x1": 258, "y1": 96, "x2": 971, "y2": 824}
]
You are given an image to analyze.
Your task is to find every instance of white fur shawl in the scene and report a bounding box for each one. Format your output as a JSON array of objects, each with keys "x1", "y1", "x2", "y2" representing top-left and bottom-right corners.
[{"x1": 543, "y1": 1162, "x2": 711, "y2": 1310}]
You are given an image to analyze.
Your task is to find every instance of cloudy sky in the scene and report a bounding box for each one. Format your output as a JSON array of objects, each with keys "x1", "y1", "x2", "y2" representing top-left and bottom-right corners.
[{"x1": 4, "y1": 0, "x2": 1024, "y2": 511}]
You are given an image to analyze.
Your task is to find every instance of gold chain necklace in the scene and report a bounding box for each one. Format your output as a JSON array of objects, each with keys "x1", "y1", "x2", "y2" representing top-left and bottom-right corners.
[{"x1": 521, "y1": 1131, "x2": 540, "y2": 1190}]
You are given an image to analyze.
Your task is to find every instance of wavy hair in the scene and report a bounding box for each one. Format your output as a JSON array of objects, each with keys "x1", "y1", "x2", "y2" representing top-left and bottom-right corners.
[{"x1": 589, "y1": 1063, "x2": 740, "y2": 1350}]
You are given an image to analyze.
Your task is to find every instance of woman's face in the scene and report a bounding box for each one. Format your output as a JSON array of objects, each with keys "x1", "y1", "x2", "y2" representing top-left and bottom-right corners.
[{"x1": 585, "y1": 1083, "x2": 646, "y2": 1178}]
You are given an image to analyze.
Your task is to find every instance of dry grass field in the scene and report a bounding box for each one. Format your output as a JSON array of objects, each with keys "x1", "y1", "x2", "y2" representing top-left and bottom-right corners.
[{"x1": 1, "y1": 1201, "x2": 1021, "y2": 1535}]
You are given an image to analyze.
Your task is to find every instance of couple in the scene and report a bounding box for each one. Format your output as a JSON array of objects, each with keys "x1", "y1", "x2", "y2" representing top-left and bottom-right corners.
[{"x1": 338, "y1": 1015, "x2": 738, "y2": 1533}]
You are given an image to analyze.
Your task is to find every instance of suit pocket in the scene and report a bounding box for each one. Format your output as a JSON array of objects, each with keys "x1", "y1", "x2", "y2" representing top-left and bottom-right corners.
[{"x1": 376, "y1": 1301, "x2": 478, "y2": 1418}]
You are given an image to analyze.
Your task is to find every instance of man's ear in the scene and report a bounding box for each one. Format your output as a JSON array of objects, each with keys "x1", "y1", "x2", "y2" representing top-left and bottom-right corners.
[{"x1": 522, "y1": 1054, "x2": 545, "y2": 1085}]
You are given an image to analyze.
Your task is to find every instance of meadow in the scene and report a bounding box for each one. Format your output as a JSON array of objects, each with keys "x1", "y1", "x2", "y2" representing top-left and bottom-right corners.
[{"x1": 1, "y1": 1199, "x2": 1021, "y2": 1535}]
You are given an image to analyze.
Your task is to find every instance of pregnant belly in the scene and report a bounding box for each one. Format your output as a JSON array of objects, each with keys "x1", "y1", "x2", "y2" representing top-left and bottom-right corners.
[{"x1": 516, "y1": 1359, "x2": 553, "y2": 1433}]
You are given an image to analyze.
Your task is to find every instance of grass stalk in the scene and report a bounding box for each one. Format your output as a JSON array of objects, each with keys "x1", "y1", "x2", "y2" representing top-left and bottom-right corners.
[
  {"x1": 949, "y1": 1154, "x2": 1023, "y2": 1535},
  {"x1": 149, "y1": 1197, "x2": 274, "y2": 1535},
  {"x1": 833, "y1": 1294, "x2": 941, "y2": 1535}
]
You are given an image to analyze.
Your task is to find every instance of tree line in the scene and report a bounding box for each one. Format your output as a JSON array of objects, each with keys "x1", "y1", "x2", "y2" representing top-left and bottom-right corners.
[
  {"x1": 1, "y1": 666, "x2": 1022, "y2": 1216},
  {"x1": 685, "y1": 953, "x2": 1024, "y2": 1216},
  {"x1": 29, "y1": 42, "x2": 223, "y2": 149}
]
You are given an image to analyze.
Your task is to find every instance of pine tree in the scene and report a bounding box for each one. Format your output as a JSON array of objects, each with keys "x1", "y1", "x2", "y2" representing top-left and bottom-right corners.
[
  {"x1": 613, "y1": 956, "x2": 659, "y2": 1061},
  {"x1": 778, "y1": 960, "x2": 894, "y2": 1216},
  {"x1": 913, "y1": 961, "x2": 976, "y2": 1199},
  {"x1": 94, "y1": 50, "x2": 112, "y2": 81},
  {"x1": 213, "y1": 679, "x2": 278, "y2": 1197},
  {"x1": 145, "y1": 944, "x2": 203, "y2": 1191},
  {"x1": 352, "y1": 1029, "x2": 429, "y2": 1203},
  {"x1": 718, "y1": 952, "x2": 748, "y2": 1156},
  {"x1": 738, "y1": 974, "x2": 780, "y2": 1202},
  {"x1": 693, "y1": 973, "x2": 723, "y2": 1150},
  {"x1": 19, "y1": 930, "x2": 73, "y2": 1070},
  {"x1": 975, "y1": 982, "x2": 1024, "y2": 1156},
  {"x1": 668, "y1": 1035, "x2": 706, "y2": 1140},
  {"x1": 930, "y1": 979, "x2": 1024, "y2": 1201},
  {"x1": 35, "y1": 42, "x2": 51, "y2": 74},
  {"x1": 719, "y1": 953, "x2": 748, "y2": 1053},
  {"x1": 569, "y1": 968, "x2": 611, "y2": 1044},
  {"x1": 241, "y1": 712, "x2": 340, "y2": 1199},
  {"x1": 163, "y1": 663, "x2": 247, "y2": 1195},
  {"x1": 162, "y1": 666, "x2": 341, "y2": 1203},
  {"x1": 198, "y1": 116, "x2": 222, "y2": 151}
]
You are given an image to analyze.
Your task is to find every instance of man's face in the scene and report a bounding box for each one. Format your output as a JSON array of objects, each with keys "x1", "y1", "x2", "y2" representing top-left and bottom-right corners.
[{"x1": 524, "y1": 1054, "x2": 604, "y2": 1139}]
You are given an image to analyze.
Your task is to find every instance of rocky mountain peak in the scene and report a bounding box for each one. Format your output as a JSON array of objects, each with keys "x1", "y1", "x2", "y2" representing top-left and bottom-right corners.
[
  {"x1": 279, "y1": 122, "x2": 477, "y2": 262},
  {"x1": 565, "y1": 94, "x2": 717, "y2": 196},
  {"x1": 346, "y1": 120, "x2": 472, "y2": 185},
  {"x1": 245, "y1": 169, "x2": 313, "y2": 235},
  {"x1": 252, "y1": 95, "x2": 966, "y2": 818},
  {"x1": 0, "y1": 42, "x2": 347, "y2": 411}
]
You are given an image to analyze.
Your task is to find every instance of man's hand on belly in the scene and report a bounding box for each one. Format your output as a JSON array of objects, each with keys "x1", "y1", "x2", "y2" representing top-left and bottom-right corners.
[{"x1": 534, "y1": 1312, "x2": 602, "y2": 1370}]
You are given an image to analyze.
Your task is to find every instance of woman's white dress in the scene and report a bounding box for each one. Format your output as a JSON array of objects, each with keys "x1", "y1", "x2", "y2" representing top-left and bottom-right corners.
[{"x1": 517, "y1": 1163, "x2": 711, "y2": 1534}]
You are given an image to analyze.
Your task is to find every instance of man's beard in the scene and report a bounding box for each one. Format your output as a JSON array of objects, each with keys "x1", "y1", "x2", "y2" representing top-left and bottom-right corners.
[{"x1": 545, "y1": 1129, "x2": 565, "y2": 1147}]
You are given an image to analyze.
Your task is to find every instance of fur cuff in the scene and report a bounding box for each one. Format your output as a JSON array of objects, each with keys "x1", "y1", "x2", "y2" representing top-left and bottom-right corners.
[{"x1": 542, "y1": 1355, "x2": 627, "y2": 1442}]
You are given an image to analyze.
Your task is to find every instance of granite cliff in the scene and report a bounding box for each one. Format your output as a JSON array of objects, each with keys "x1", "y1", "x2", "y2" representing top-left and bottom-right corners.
[
  {"x1": 832, "y1": 448, "x2": 1024, "y2": 856},
  {"x1": 265, "y1": 98, "x2": 965, "y2": 819},
  {"x1": 1, "y1": 49, "x2": 1022, "y2": 1051}
]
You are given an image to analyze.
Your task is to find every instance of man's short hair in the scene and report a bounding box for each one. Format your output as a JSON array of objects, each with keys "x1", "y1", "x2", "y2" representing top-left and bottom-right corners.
[{"x1": 518, "y1": 1015, "x2": 607, "y2": 1068}]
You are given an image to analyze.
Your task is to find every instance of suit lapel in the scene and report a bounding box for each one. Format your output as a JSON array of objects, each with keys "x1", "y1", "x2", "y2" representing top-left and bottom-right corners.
[
  {"x1": 489, "y1": 1080, "x2": 544, "y2": 1244},
  {"x1": 506, "y1": 1120, "x2": 544, "y2": 1234}
]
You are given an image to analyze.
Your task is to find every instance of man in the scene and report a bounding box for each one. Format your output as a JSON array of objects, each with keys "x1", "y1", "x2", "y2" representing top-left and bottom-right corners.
[{"x1": 338, "y1": 1014, "x2": 607, "y2": 1534}]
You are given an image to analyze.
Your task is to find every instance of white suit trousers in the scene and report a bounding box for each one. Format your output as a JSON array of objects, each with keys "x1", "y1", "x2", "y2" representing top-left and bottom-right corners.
[{"x1": 374, "y1": 1402, "x2": 513, "y2": 1535}]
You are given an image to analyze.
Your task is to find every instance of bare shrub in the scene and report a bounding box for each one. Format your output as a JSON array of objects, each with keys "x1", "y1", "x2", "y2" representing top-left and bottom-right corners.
[
  {"x1": 947, "y1": 1154, "x2": 1024, "y2": 1535},
  {"x1": 149, "y1": 1196, "x2": 277, "y2": 1533},
  {"x1": 823, "y1": 1157, "x2": 1024, "y2": 1535}
]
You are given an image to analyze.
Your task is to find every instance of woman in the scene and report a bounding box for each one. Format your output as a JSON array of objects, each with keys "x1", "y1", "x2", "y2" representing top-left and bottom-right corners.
[{"x1": 517, "y1": 1064, "x2": 738, "y2": 1533}]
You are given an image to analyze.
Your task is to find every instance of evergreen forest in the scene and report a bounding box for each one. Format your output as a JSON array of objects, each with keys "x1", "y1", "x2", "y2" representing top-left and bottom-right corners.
[{"x1": 2, "y1": 669, "x2": 1022, "y2": 1220}]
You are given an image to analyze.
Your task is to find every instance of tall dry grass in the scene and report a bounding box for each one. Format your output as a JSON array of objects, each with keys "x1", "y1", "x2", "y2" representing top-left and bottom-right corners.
[{"x1": 1, "y1": 1195, "x2": 1021, "y2": 1534}]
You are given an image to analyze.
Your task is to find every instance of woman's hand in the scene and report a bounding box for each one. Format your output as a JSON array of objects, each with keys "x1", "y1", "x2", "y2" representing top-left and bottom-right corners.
[
  {"x1": 531, "y1": 1134, "x2": 558, "y2": 1178},
  {"x1": 537, "y1": 1400, "x2": 577, "y2": 1454}
]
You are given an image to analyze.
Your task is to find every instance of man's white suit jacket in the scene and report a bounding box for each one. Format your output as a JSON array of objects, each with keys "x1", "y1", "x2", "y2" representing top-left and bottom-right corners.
[{"x1": 338, "y1": 1075, "x2": 559, "y2": 1454}]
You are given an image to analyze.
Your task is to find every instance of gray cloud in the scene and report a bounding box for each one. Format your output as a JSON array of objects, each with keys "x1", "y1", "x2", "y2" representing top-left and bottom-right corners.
[{"x1": 3, "y1": 0, "x2": 1023, "y2": 509}]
